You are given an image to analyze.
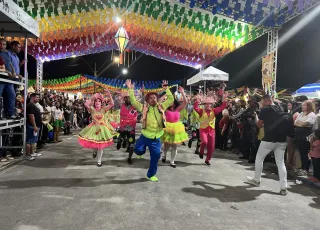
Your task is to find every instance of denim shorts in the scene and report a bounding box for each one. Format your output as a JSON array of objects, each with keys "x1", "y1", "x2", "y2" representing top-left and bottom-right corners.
[{"x1": 26, "y1": 125, "x2": 39, "y2": 144}]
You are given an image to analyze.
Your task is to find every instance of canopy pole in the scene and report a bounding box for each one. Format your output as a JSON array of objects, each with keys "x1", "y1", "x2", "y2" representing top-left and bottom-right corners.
[
  {"x1": 36, "y1": 59, "x2": 43, "y2": 95},
  {"x1": 23, "y1": 37, "x2": 28, "y2": 160}
]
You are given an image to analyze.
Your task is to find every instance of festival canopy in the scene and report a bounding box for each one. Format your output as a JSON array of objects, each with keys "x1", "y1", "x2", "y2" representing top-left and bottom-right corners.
[
  {"x1": 14, "y1": 0, "x2": 259, "y2": 67},
  {"x1": 293, "y1": 83, "x2": 320, "y2": 99},
  {"x1": 176, "y1": 0, "x2": 319, "y2": 27},
  {"x1": 28, "y1": 74, "x2": 181, "y2": 94},
  {"x1": 8, "y1": 0, "x2": 319, "y2": 69},
  {"x1": 187, "y1": 66, "x2": 229, "y2": 85},
  {"x1": 0, "y1": 0, "x2": 39, "y2": 37}
]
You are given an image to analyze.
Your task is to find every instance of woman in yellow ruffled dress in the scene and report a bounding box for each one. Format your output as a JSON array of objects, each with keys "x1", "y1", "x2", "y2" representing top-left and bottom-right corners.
[
  {"x1": 161, "y1": 86, "x2": 188, "y2": 168},
  {"x1": 78, "y1": 90, "x2": 116, "y2": 167}
]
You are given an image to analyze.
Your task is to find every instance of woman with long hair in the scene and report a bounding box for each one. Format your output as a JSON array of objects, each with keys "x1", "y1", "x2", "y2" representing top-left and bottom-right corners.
[
  {"x1": 161, "y1": 86, "x2": 188, "y2": 168},
  {"x1": 52, "y1": 101, "x2": 64, "y2": 143},
  {"x1": 294, "y1": 100, "x2": 316, "y2": 176},
  {"x1": 78, "y1": 90, "x2": 116, "y2": 166}
]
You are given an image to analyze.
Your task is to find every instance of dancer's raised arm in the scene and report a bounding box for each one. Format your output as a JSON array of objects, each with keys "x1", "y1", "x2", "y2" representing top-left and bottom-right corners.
[
  {"x1": 84, "y1": 97, "x2": 93, "y2": 113},
  {"x1": 104, "y1": 89, "x2": 114, "y2": 112},
  {"x1": 160, "y1": 80, "x2": 174, "y2": 111},
  {"x1": 193, "y1": 95, "x2": 203, "y2": 116},
  {"x1": 126, "y1": 79, "x2": 143, "y2": 112},
  {"x1": 176, "y1": 86, "x2": 188, "y2": 112}
]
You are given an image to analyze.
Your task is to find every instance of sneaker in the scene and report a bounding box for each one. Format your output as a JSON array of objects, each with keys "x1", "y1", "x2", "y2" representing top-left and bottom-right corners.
[
  {"x1": 5, "y1": 156, "x2": 14, "y2": 160},
  {"x1": 0, "y1": 158, "x2": 8, "y2": 162},
  {"x1": 297, "y1": 169, "x2": 308, "y2": 176},
  {"x1": 31, "y1": 153, "x2": 42, "y2": 157},
  {"x1": 199, "y1": 154, "x2": 204, "y2": 159},
  {"x1": 147, "y1": 176, "x2": 159, "y2": 182},
  {"x1": 246, "y1": 176, "x2": 260, "y2": 187},
  {"x1": 170, "y1": 163, "x2": 177, "y2": 168},
  {"x1": 162, "y1": 157, "x2": 166, "y2": 163},
  {"x1": 182, "y1": 142, "x2": 186, "y2": 146},
  {"x1": 137, "y1": 155, "x2": 144, "y2": 159},
  {"x1": 25, "y1": 156, "x2": 35, "y2": 161},
  {"x1": 280, "y1": 189, "x2": 288, "y2": 196},
  {"x1": 205, "y1": 161, "x2": 211, "y2": 167},
  {"x1": 127, "y1": 158, "x2": 133, "y2": 165},
  {"x1": 8, "y1": 114, "x2": 19, "y2": 120}
]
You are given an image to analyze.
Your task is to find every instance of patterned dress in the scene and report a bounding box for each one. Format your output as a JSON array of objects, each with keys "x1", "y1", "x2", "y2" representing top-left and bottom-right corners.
[{"x1": 78, "y1": 107, "x2": 116, "y2": 149}]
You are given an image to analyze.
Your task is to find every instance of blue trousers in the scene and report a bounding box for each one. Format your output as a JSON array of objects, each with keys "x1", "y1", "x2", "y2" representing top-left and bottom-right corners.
[
  {"x1": 134, "y1": 135, "x2": 161, "y2": 178},
  {"x1": 0, "y1": 83, "x2": 16, "y2": 116}
]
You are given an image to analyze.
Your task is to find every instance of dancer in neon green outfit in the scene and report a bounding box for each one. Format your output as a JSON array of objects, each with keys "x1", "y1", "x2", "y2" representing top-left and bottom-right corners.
[{"x1": 126, "y1": 79, "x2": 174, "y2": 182}]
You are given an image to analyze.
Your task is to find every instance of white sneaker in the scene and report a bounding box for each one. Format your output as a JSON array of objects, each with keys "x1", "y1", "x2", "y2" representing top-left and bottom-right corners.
[
  {"x1": 25, "y1": 156, "x2": 35, "y2": 161},
  {"x1": 280, "y1": 189, "x2": 288, "y2": 196},
  {"x1": 0, "y1": 158, "x2": 8, "y2": 162},
  {"x1": 31, "y1": 153, "x2": 42, "y2": 157},
  {"x1": 246, "y1": 176, "x2": 260, "y2": 187}
]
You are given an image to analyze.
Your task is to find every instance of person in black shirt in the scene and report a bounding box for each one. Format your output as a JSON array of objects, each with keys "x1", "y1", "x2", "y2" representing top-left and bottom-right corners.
[
  {"x1": 246, "y1": 95, "x2": 294, "y2": 196},
  {"x1": 26, "y1": 93, "x2": 42, "y2": 161},
  {"x1": 63, "y1": 104, "x2": 72, "y2": 135},
  {"x1": 239, "y1": 96, "x2": 259, "y2": 162}
]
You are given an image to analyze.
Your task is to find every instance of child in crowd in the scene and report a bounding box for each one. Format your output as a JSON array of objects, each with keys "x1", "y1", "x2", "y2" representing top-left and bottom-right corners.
[{"x1": 308, "y1": 130, "x2": 320, "y2": 182}]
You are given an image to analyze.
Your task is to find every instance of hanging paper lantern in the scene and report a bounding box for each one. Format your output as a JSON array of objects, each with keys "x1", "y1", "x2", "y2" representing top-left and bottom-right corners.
[{"x1": 114, "y1": 26, "x2": 129, "y2": 53}]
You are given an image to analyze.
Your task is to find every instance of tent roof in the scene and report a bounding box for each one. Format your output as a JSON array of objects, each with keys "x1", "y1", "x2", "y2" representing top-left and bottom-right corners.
[
  {"x1": 293, "y1": 83, "x2": 320, "y2": 98},
  {"x1": 187, "y1": 66, "x2": 229, "y2": 86},
  {"x1": 0, "y1": 0, "x2": 39, "y2": 37}
]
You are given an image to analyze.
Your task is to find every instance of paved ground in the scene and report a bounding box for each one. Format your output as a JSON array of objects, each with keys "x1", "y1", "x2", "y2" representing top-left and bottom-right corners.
[{"x1": 0, "y1": 127, "x2": 319, "y2": 230}]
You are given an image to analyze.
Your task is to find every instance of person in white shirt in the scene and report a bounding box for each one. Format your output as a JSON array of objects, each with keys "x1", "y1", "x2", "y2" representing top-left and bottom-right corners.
[
  {"x1": 294, "y1": 100, "x2": 316, "y2": 176},
  {"x1": 52, "y1": 101, "x2": 64, "y2": 142}
]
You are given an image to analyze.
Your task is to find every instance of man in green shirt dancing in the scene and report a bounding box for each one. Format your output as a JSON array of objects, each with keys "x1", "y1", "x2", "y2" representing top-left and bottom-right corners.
[{"x1": 125, "y1": 79, "x2": 174, "y2": 182}]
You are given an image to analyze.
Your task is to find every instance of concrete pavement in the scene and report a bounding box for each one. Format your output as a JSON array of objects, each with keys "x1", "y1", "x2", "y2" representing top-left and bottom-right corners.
[{"x1": 0, "y1": 131, "x2": 319, "y2": 230}]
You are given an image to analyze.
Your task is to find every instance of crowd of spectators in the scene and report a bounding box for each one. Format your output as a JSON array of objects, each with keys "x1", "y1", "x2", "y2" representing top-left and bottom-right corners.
[
  {"x1": 0, "y1": 39, "x2": 24, "y2": 120},
  {"x1": 223, "y1": 94, "x2": 320, "y2": 182},
  {"x1": 1, "y1": 90, "x2": 91, "y2": 162}
]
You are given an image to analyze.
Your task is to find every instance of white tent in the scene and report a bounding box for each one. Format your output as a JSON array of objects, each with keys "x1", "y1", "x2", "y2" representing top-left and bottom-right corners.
[{"x1": 187, "y1": 66, "x2": 229, "y2": 86}]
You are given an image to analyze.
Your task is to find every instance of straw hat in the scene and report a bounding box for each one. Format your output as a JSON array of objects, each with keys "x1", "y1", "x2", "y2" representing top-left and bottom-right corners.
[
  {"x1": 92, "y1": 93, "x2": 104, "y2": 102},
  {"x1": 202, "y1": 96, "x2": 215, "y2": 104}
]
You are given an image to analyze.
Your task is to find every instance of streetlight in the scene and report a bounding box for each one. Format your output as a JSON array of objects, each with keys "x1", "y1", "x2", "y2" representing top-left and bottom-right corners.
[
  {"x1": 115, "y1": 17, "x2": 122, "y2": 23},
  {"x1": 114, "y1": 56, "x2": 120, "y2": 63},
  {"x1": 122, "y1": 68, "x2": 128, "y2": 75}
]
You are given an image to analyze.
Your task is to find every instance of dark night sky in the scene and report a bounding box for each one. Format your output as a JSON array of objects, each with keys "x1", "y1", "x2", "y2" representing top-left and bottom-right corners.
[{"x1": 26, "y1": 7, "x2": 320, "y2": 90}]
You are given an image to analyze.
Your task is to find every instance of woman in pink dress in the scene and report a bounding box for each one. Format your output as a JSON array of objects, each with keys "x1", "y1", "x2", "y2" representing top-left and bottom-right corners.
[{"x1": 161, "y1": 86, "x2": 188, "y2": 168}]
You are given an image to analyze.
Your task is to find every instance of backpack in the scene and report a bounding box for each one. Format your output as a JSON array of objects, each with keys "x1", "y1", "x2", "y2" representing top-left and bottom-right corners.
[{"x1": 269, "y1": 105, "x2": 294, "y2": 137}]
